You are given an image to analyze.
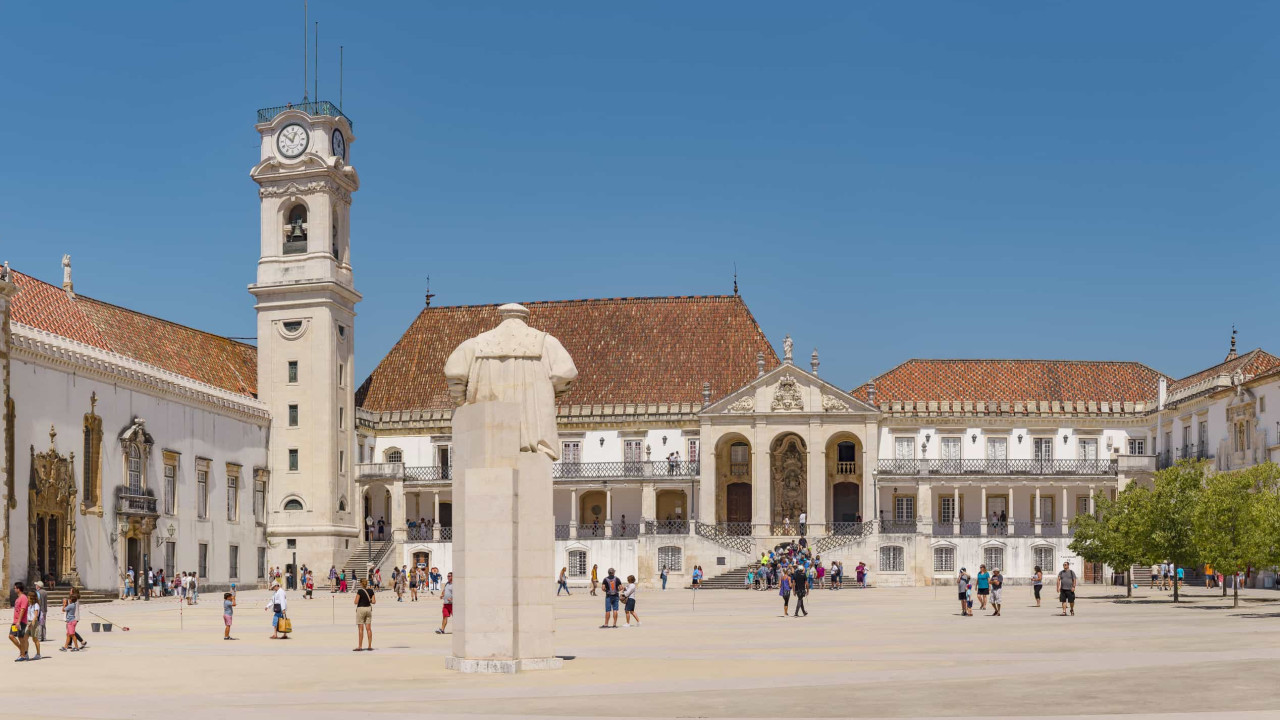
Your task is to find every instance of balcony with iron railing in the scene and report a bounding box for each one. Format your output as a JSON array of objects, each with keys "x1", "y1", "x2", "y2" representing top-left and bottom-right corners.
[
  {"x1": 553, "y1": 460, "x2": 699, "y2": 480},
  {"x1": 115, "y1": 485, "x2": 158, "y2": 517},
  {"x1": 257, "y1": 100, "x2": 353, "y2": 128},
  {"x1": 877, "y1": 458, "x2": 1117, "y2": 476}
]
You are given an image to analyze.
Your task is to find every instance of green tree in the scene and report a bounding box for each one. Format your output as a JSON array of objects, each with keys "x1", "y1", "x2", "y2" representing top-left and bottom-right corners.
[
  {"x1": 1070, "y1": 489, "x2": 1147, "y2": 597},
  {"x1": 1194, "y1": 462, "x2": 1280, "y2": 607},
  {"x1": 1136, "y1": 461, "x2": 1205, "y2": 602}
]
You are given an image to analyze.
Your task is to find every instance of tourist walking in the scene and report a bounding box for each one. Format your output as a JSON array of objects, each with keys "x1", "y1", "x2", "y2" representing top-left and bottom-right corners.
[
  {"x1": 976, "y1": 564, "x2": 991, "y2": 611},
  {"x1": 957, "y1": 568, "x2": 972, "y2": 616},
  {"x1": 990, "y1": 569, "x2": 1003, "y2": 616},
  {"x1": 791, "y1": 564, "x2": 809, "y2": 617},
  {"x1": 1032, "y1": 565, "x2": 1044, "y2": 607},
  {"x1": 305, "y1": 571, "x2": 315, "y2": 599},
  {"x1": 223, "y1": 592, "x2": 237, "y2": 640},
  {"x1": 600, "y1": 568, "x2": 622, "y2": 628},
  {"x1": 1149, "y1": 563, "x2": 1159, "y2": 589},
  {"x1": 9, "y1": 581, "x2": 29, "y2": 661},
  {"x1": 190, "y1": 572, "x2": 199, "y2": 604},
  {"x1": 779, "y1": 571, "x2": 792, "y2": 616},
  {"x1": 409, "y1": 568, "x2": 419, "y2": 602},
  {"x1": 354, "y1": 578, "x2": 376, "y2": 651},
  {"x1": 1057, "y1": 561, "x2": 1077, "y2": 616},
  {"x1": 329, "y1": 565, "x2": 338, "y2": 592},
  {"x1": 266, "y1": 582, "x2": 289, "y2": 639},
  {"x1": 557, "y1": 567, "x2": 571, "y2": 596},
  {"x1": 623, "y1": 575, "x2": 640, "y2": 627},
  {"x1": 61, "y1": 588, "x2": 84, "y2": 651},
  {"x1": 590, "y1": 564, "x2": 599, "y2": 596},
  {"x1": 33, "y1": 581, "x2": 48, "y2": 642},
  {"x1": 23, "y1": 590, "x2": 41, "y2": 660},
  {"x1": 436, "y1": 572, "x2": 453, "y2": 634}
]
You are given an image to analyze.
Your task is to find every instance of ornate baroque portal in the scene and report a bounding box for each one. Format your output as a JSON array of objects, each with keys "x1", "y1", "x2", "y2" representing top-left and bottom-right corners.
[
  {"x1": 29, "y1": 425, "x2": 80, "y2": 587},
  {"x1": 770, "y1": 434, "x2": 806, "y2": 529}
]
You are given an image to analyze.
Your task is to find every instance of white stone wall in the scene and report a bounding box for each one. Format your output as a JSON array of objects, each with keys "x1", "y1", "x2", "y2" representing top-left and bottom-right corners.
[{"x1": 8, "y1": 357, "x2": 269, "y2": 592}]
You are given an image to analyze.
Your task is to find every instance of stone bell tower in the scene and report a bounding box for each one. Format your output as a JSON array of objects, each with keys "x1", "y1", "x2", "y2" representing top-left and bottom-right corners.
[{"x1": 249, "y1": 102, "x2": 361, "y2": 572}]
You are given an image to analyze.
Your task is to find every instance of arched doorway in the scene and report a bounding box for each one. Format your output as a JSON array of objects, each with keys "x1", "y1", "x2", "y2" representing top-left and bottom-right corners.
[
  {"x1": 655, "y1": 489, "x2": 687, "y2": 533},
  {"x1": 714, "y1": 435, "x2": 752, "y2": 534},
  {"x1": 825, "y1": 433, "x2": 864, "y2": 531},
  {"x1": 28, "y1": 429, "x2": 80, "y2": 586},
  {"x1": 579, "y1": 491, "x2": 607, "y2": 537},
  {"x1": 769, "y1": 433, "x2": 807, "y2": 533}
]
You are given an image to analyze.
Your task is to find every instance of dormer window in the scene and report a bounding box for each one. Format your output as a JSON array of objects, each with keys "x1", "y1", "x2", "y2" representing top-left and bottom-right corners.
[{"x1": 284, "y1": 204, "x2": 308, "y2": 255}]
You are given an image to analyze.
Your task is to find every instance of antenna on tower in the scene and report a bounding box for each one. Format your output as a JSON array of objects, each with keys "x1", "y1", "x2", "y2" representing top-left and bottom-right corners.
[
  {"x1": 314, "y1": 21, "x2": 319, "y2": 104},
  {"x1": 302, "y1": 0, "x2": 309, "y2": 102},
  {"x1": 339, "y1": 46, "x2": 344, "y2": 109}
]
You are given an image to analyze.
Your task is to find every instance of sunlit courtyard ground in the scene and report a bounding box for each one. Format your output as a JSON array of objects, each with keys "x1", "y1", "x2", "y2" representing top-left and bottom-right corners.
[{"x1": 4, "y1": 582, "x2": 1280, "y2": 719}]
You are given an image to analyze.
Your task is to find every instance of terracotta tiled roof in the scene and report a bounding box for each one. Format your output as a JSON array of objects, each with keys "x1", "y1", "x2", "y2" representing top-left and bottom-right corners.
[
  {"x1": 850, "y1": 359, "x2": 1168, "y2": 406},
  {"x1": 1169, "y1": 349, "x2": 1280, "y2": 393},
  {"x1": 356, "y1": 295, "x2": 778, "y2": 412},
  {"x1": 8, "y1": 269, "x2": 257, "y2": 398}
]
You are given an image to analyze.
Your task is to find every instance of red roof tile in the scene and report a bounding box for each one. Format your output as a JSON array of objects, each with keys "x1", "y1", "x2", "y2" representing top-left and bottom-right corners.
[
  {"x1": 1169, "y1": 349, "x2": 1280, "y2": 393},
  {"x1": 356, "y1": 295, "x2": 778, "y2": 412},
  {"x1": 9, "y1": 269, "x2": 257, "y2": 398},
  {"x1": 850, "y1": 359, "x2": 1167, "y2": 406}
]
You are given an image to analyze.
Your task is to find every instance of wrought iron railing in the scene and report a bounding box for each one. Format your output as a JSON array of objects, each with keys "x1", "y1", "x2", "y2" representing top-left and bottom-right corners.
[
  {"x1": 715, "y1": 522, "x2": 753, "y2": 537},
  {"x1": 552, "y1": 460, "x2": 699, "y2": 479},
  {"x1": 612, "y1": 522, "x2": 639, "y2": 539},
  {"x1": 879, "y1": 520, "x2": 918, "y2": 534},
  {"x1": 356, "y1": 462, "x2": 405, "y2": 481},
  {"x1": 407, "y1": 525, "x2": 431, "y2": 542},
  {"x1": 1156, "y1": 450, "x2": 1174, "y2": 470},
  {"x1": 877, "y1": 459, "x2": 1118, "y2": 476},
  {"x1": 404, "y1": 466, "x2": 451, "y2": 481},
  {"x1": 555, "y1": 524, "x2": 571, "y2": 540},
  {"x1": 812, "y1": 521, "x2": 875, "y2": 553},
  {"x1": 439, "y1": 527, "x2": 453, "y2": 543},
  {"x1": 648, "y1": 520, "x2": 688, "y2": 535},
  {"x1": 256, "y1": 100, "x2": 353, "y2": 128},
  {"x1": 695, "y1": 521, "x2": 754, "y2": 554},
  {"x1": 1037, "y1": 521, "x2": 1067, "y2": 537},
  {"x1": 115, "y1": 487, "x2": 158, "y2": 516}
]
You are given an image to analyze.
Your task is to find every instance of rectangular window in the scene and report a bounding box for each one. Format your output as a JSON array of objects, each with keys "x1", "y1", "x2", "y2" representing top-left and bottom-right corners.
[
  {"x1": 939, "y1": 496, "x2": 956, "y2": 524},
  {"x1": 894, "y1": 495, "x2": 915, "y2": 523},
  {"x1": 254, "y1": 480, "x2": 266, "y2": 524},
  {"x1": 568, "y1": 550, "x2": 588, "y2": 576},
  {"x1": 339, "y1": 406, "x2": 344, "y2": 429},
  {"x1": 561, "y1": 441, "x2": 581, "y2": 464},
  {"x1": 227, "y1": 474, "x2": 239, "y2": 522},
  {"x1": 288, "y1": 449, "x2": 299, "y2": 472},
  {"x1": 164, "y1": 541, "x2": 175, "y2": 578},
  {"x1": 879, "y1": 545, "x2": 905, "y2": 572},
  {"x1": 894, "y1": 437, "x2": 915, "y2": 459},
  {"x1": 1128, "y1": 438, "x2": 1146, "y2": 455},
  {"x1": 983, "y1": 547, "x2": 1005, "y2": 571},
  {"x1": 623, "y1": 439, "x2": 643, "y2": 462},
  {"x1": 288, "y1": 404, "x2": 298, "y2": 427},
  {"x1": 257, "y1": 547, "x2": 267, "y2": 580},
  {"x1": 198, "y1": 543, "x2": 209, "y2": 579},
  {"x1": 1198, "y1": 421, "x2": 1208, "y2": 454},
  {"x1": 163, "y1": 463, "x2": 177, "y2": 515},
  {"x1": 1076, "y1": 495, "x2": 1091, "y2": 517},
  {"x1": 196, "y1": 470, "x2": 209, "y2": 520},
  {"x1": 940, "y1": 437, "x2": 961, "y2": 472},
  {"x1": 933, "y1": 546, "x2": 955, "y2": 573},
  {"x1": 229, "y1": 545, "x2": 239, "y2": 580},
  {"x1": 657, "y1": 546, "x2": 683, "y2": 573},
  {"x1": 1034, "y1": 546, "x2": 1055, "y2": 571},
  {"x1": 339, "y1": 450, "x2": 345, "y2": 473},
  {"x1": 1079, "y1": 438, "x2": 1098, "y2": 461},
  {"x1": 1033, "y1": 437, "x2": 1054, "y2": 461},
  {"x1": 287, "y1": 361, "x2": 298, "y2": 384},
  {"x1": 338, "y1": 363, "x2": 345, "y2": 387},
  {"x1": 688, "y1": 438, "x2": 699, "y2": 464}
]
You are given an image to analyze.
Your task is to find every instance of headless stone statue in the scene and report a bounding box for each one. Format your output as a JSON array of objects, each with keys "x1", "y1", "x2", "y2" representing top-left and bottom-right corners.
[{"x1": 443, "y1": 303, "x2": 577, "y2": 460}]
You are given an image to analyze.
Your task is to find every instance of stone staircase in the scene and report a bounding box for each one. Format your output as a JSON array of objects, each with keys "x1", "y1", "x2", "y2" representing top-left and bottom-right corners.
[
  {"x1": 340, "y1": 539, "x2": 394, "y2": 583},
  {"x1": 43, "y1": 587, "x2": 116, "y2": 605},
  {"x1": 693, "y1": 562, "x2": 761, "y2": 589}
]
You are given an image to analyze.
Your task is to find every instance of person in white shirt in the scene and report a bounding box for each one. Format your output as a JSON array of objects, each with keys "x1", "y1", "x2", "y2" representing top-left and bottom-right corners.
[
  {"x1": 623, "y1": 575, "x2": 640, "y2": 627},
  {"x1": 266, "y1": 583, "x2": 289, "y2": 639},
  {"x1": 799, "y1": 511, "x2": 807, "y2": 537}
]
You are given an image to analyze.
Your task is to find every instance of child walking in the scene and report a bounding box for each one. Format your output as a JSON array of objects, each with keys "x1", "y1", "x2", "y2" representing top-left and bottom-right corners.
[
  {"x1": 61, "y1": 589, "x2": 83, "y2": 652},
  {"x1": 223, "y1": 592, "x2": 237, "y2": 640}
]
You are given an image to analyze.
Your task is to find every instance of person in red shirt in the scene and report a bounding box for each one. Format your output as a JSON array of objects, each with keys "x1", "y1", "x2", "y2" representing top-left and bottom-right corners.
[{"x1": 9, "y1": 582, "x2": 30, "y2": 661}]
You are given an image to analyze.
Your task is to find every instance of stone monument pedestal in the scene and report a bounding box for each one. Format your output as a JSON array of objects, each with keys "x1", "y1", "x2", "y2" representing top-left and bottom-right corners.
[{"x1": 447, "y1": 400, "x2": 561, "y2": 673}]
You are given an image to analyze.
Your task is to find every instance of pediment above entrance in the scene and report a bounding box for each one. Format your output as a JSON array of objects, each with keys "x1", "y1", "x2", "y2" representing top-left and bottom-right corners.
[{"x1": 701, "y1": 363, "x2": 878, "y2": 417}]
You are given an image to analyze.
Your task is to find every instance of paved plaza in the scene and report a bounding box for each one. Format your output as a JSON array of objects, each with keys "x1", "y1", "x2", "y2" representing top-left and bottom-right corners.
[{"x1": 4, "y1": 583, "x2": 1280, "y2": 719}]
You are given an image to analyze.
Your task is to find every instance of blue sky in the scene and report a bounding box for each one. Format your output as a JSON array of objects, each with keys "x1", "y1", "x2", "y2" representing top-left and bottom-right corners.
[{"x1": 2, "y1": 2, "x2": 1276, "y2": 388}]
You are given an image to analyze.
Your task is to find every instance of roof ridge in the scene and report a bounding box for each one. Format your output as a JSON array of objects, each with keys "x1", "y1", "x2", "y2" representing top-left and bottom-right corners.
[
  {"x1": 1175, "y1": 348, "x2": 1270, "y2": 382},
  {"x1": 420, "y1": 294, "x2": 740, "y2": 311}
]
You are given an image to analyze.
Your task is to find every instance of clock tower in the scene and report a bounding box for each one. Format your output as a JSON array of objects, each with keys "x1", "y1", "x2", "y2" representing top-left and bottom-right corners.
[{"x1": 249, "y1": 102, "x2": 360, "y2": 573}]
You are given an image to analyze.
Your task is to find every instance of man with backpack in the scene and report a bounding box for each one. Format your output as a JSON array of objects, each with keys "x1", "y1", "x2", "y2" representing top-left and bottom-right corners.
[{"x1": 599, "y1": 568, "x2": 622, "y2": 628}]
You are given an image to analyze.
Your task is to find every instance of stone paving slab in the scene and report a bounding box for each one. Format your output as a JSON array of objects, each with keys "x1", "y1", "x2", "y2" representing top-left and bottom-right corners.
[{"x1": 2, "y1": 585, "x2": 1278, "y2": 719}]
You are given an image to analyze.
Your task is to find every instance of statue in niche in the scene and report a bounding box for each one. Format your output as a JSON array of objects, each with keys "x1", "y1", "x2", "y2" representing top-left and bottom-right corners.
[{"x1": 771, "y1": 437, "x2": 806, "y2": 527}]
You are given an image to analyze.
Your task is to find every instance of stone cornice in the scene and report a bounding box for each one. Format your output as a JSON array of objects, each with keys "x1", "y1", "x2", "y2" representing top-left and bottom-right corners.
[
  {"x1": 11, "y1": 323, "x2": 270, "y2": 424},
  {"x1": 356, "y1": 403, "x2": 705, "y2": 434}
]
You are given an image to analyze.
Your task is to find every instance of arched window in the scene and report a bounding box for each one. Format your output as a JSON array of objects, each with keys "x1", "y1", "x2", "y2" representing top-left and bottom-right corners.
[
  {"x1": 283, "y1": 498, "x2": 304, "y2": 511},
  {"x1": 337, "y1": 498, "x2": 347, "y2": 512},
  {"x1": 567, "y1": 550, "x2": 588, "y2": 577},
  {"x1": 331, "y1": 221, "x2": 339, "y2": 259},
  {"x1": 126, "y1": 444, "x2": 143, "y2": 492},
  {"x1": 284, "y1": 204, "x2": 308, "y2": 254},
  {"x1": 385, "y1": 449, "x2": 403, "y2": 464}
]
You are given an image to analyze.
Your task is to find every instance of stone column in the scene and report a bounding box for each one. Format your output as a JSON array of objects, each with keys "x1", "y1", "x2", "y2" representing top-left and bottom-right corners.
[
  {"x1": 604, "y1": 487, "x2": 613, "y2": 537},
  {"x1": 1061, "y1": 486, "x2": 1069, "y2": 534},
  {"x1": 569, "y1": 488, "x2": 578, "y2": 539},
  {"x1": 432, "y1": 491, "x2": 441, "y2": 541},
  {"x1": 1034, "y1": 487, "x2": 1042, "y2": 536},
  {"x1": 752, "y1": 443, "x2": 771, "y2": 534},
  {"x1": 1088, "y1": 485, "x2": 1095, "y2": 515},
  {"x1": 640, "y1": 483, "x2": 656, "y2": 535},
  {"x1": 952, "y1": 486, "x2": 961, "y2": 534},
  {"x1": 697, "y1": 431, "x2": 715, "y2": 526},
  {"x1": 389, "y1": 479, "x2": 407, "y2": 574},
  {"x1": 806, "y1": 430, "x2": 825, "y2": 535},
  {"x1": 1007, "y1": 487, "x2": 1015, "y2": 536},
  {"x1": 980, "y1": 485, "x2": 988, "y2": 536},
  {"x1": 916, "y1": 480, "x2": 932, "y2": 534},
  {"x1": 861, "y1": 442, "x2": 873, "y2": 528}
]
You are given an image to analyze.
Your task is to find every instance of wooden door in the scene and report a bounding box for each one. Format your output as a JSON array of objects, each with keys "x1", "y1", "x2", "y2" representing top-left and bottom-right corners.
[
  {"x1": 726, "y1": 482, "x2": 751, "y2": 525},
  {"x1": 832, "y1": 482, "x2": 859, "y2": 523}
]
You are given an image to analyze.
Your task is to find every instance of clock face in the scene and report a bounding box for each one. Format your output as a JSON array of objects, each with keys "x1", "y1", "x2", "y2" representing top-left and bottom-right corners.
[
  {"x1": 277, "y1": 124, "x2": 309, "y2": 158},
  {"x1": 331, "y1": 129, "x2": 346, "y2": 160}
]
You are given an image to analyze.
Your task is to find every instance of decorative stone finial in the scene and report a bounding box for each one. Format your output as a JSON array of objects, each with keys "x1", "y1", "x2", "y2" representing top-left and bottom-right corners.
[
  {"x1": 61, "y1": 254, "x2": 74, "y2": 297},
  {"x1": 701, "y1": 381, "x2": 711, "y2": 405},
  {"x1": 497, "y1": 303, "x2": 530, "y2": 321},
  {"x1": 782, "y1": 335, "x2": 793, "y2": 364},
  {"x1": 810, "y1": 348, "x2": 820, "y2": 375},
  {"x1": 756, "y1": 351, "x2": 765, "y2": 378},
  {"x1": 1226, "y1": 325, "x2": 1238, "y2": 361},
  {"x1": 867, "y1": 379, "x2": 877, "y2": 404}
]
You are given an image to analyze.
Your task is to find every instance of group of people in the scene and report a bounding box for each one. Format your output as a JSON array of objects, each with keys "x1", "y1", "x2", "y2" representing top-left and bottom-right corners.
[
  {"x1": 123, "y1": 565, "x2": 206, "y2": 601},
  {"x1": 955, "y1": 561, "x2": 1079, "y2": 617},
  {"x1": 8, "y1": 581, "x2": 89, "y2": 662},
  {"x1": 746, "y1": 543, "x2": 868, "y2": 596}
]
